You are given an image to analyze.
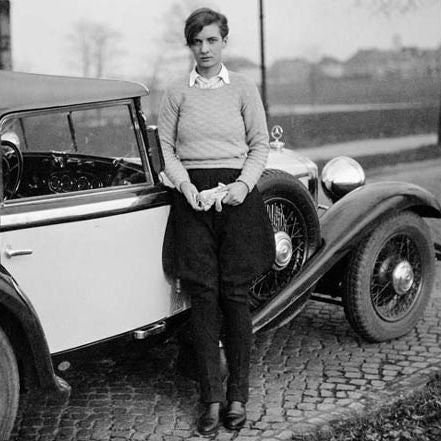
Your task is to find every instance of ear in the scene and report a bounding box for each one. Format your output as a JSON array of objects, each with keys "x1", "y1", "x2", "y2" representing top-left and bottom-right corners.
[{"x1": 222, "y1": 36, "x2": 228, "y2": 47}]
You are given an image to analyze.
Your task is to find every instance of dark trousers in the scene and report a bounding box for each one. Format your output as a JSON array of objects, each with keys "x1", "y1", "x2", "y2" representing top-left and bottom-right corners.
[
  {"x1": 166, "y1": 169, "x2": 275, "y2": 403},
  {"x1": 183, "y1": 279, "x2": 251, "y2": 403}
]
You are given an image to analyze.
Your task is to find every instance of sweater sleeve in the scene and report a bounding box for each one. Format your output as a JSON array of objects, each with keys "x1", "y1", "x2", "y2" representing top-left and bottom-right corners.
[
  {"x1": 236, "y1": 78, "x2": 270, "y2": 191},
  {"x1": 157, "y1": 86, "x2": 191, "y2": 189}
]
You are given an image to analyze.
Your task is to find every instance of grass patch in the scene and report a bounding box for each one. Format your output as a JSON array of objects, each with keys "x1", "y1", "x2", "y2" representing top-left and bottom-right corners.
[
  {"x1": 269, "y1": 106, "x2": 439, "y2": 149},
  {"x1": 294, "y1": 373, "x2": 441, "y2": 441}
]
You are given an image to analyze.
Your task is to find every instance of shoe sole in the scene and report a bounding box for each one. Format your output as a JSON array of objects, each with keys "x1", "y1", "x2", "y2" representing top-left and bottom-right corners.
[
  {"x1": 197, "y1": 427, "x2": 220, "y2": 436},
  {"x1": 224, "y1": 418, "x2": 246, "y2": 431}
]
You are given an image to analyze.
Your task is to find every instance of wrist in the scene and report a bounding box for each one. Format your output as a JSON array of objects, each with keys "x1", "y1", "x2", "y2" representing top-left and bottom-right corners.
[
  {"x1": 179, "y1": 181, "x2": 191, "y2": 193},
  {"x1": 236, "y1": 179, "x2": 250, "y2": 193}
]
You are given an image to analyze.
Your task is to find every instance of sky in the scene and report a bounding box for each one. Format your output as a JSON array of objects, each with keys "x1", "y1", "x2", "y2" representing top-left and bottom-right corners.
[{"x1": 9, "y1": 0, "x2": 441, "y2": 79}]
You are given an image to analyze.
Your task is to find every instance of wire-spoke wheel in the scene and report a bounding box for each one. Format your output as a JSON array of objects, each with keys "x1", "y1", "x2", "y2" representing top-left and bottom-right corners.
[
  {"x1": 343, "y1": 211, "x2": 434, "y2": 342},
  {"x1": 249, "y1": 169, "x2": 320, "y2": 312}
]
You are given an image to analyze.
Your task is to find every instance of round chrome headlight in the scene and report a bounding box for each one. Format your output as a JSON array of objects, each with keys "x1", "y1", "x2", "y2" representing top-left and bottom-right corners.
[{"x1": 321, "y1": 156, "x2": 365, "y2": 202}]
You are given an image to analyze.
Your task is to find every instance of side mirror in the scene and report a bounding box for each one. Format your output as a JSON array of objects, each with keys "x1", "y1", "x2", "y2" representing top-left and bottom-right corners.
[{"x1": 145, "y1": 125, "x2": 165, "y2": 178}]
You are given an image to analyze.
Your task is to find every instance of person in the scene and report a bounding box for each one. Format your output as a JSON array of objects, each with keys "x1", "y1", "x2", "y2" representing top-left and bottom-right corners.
[{"x1": 158, "y1": 7, "x2": 275, "y2": 435}]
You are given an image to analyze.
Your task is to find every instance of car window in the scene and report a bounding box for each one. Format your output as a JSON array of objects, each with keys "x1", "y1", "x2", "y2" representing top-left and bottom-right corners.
[
  {"x1": 1, "y1": 103, "x2": 152, "y2": 202},
  {"x1": 17, "y1": 112, "x2": 75, "y2": 153},
  {"x1": 72, "y1": 107, "x2": 140, "y2": 158}
]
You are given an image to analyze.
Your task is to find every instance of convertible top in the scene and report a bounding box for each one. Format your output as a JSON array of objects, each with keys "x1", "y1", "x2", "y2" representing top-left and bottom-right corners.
[{"x1": 0, "y1": 70, "x2": 149, "y2": 118}]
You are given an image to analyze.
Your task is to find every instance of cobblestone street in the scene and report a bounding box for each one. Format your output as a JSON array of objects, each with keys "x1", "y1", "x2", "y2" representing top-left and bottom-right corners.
[{"x1": 10, "y1": 263, "x2": 441, "y2": 441}]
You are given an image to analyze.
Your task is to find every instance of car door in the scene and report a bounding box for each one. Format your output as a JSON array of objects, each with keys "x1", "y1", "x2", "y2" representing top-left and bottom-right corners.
[{"x1": 0, "y1": 102, "x2": 185, "y2": 354}]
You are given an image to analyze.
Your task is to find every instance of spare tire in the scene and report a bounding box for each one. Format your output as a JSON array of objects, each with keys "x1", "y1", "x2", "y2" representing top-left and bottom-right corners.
[{"x1": 250, "y1": 169, "x2": 321, "y2": 312}]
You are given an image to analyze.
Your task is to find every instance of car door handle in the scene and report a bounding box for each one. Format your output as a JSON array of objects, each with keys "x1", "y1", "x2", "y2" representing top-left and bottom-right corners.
[{"x1": 4, "y1": 246, "x2": 33, "y2": 258}]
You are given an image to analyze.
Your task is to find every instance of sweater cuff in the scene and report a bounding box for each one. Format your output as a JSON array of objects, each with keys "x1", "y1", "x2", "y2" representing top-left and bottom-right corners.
[
  {"x1": 236, "y1": 179, "x2": 250, "y2": 193},
  {"x1": 236, "y1": 175, "x2": 255, "y2": 192}
]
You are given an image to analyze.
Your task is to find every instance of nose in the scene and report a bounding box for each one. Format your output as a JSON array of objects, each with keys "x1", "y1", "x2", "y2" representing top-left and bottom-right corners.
[{"x1": 200, "y1": 41, "x2": 209, "y2": 53}]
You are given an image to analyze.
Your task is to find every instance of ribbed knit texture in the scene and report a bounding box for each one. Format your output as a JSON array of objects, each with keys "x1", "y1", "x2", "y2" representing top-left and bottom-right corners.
[{"x1": 157, "y1": 71, "x2": 269, "y2": 191}]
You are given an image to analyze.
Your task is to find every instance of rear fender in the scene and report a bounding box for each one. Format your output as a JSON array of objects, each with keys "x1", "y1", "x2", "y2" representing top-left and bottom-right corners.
[
  {"x1": 0, "y1": 266, "x2": 70, "y2": 397},
  {"x1": 252, "y1": 181, "x2": 441, "y2": 332}
]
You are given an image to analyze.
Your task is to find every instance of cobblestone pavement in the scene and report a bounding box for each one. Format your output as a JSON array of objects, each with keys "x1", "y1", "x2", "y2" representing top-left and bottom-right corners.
[{"x1": 10, "y1": 263, "x2": 441, "y2": 441}]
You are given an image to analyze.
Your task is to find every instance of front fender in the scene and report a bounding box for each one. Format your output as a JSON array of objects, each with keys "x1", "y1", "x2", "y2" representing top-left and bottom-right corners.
[
  {"x1": 320, "y1": 181, "x2": 441, "y2": 264},
  {"x1": 0, "y1": 266, "x2": 70, "y2": 396},
  {"x1": 252, "y1": 181, "x2": 441, "y2": 332}
]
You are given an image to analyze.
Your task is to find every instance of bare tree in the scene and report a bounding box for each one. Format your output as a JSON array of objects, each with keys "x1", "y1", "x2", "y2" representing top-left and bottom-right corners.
[
  {"x1": 67, "y1": 20, "x2": 123, "y2": 78},
  {"x1": 147, "y1": 0, "x2": 214, "y2": 113},
  {"x1": 354, "y1": 0, "x2": 438, "y2": 16}
]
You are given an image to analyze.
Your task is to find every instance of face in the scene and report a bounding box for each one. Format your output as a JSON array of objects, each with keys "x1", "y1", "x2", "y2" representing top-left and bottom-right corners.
[{"x1": 189, "y1": 23, "x2": 227, "y2": 77}]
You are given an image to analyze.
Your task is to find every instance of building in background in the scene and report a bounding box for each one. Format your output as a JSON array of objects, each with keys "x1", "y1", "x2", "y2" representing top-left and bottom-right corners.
[
  {"x1": 345, "y1": 46, "x2": 441, "y2": 79},
  {"x1": 268, "y1": 58, "x2": 311, "y2": 84},
  {"x1": 317, "y1": 56, "x2": 345, "y2": 79}
]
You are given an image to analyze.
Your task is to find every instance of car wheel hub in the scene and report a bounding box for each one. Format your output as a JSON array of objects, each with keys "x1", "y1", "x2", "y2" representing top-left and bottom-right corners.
[
  {"x1": 392, "y1": 260, "x2": 414, "y2": 295},
  {"x1": 273, "y1": 231, "x2": 292, "y2": 271}
]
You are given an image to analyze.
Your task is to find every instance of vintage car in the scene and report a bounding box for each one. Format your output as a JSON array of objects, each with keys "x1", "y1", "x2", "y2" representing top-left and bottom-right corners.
[{"x1": 0, "y1": 70, "x2": 440, "y2": 439}]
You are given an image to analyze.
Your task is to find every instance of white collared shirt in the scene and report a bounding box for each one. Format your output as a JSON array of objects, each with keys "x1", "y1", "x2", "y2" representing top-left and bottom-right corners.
[{"x1": 189, "y1": 63, "x2": 230, "y2": 89}]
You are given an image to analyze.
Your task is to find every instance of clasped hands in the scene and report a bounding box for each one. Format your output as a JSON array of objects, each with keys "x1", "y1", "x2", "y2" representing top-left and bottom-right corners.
[{"x1": 180, "y1": 181, "x2": 249, "y2": 212}]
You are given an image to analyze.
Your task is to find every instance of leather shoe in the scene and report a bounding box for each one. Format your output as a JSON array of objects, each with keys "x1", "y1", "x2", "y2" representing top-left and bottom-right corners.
[
  {"x1": 197, "y1": 402, "x2": 221, "y2": 435},
  {"x1": 224, "y1": 401, "x2": 246, "y2": 430}
]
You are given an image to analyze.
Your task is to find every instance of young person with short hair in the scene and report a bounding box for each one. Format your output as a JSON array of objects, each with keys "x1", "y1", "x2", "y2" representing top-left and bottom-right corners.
[{"x1": 158, "y1": 7, "x2": 274, "y2": 435}]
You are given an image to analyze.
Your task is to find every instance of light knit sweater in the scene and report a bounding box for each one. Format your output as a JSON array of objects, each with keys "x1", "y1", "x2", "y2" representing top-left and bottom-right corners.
[{"x1": 157, "y1": 71, "x2": 269, "y2": 191}]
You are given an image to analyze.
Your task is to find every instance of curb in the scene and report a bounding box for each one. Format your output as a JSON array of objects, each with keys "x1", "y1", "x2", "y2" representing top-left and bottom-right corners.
[{"x1": 292, "y1": 362, "x2": 441, "y2": 440}]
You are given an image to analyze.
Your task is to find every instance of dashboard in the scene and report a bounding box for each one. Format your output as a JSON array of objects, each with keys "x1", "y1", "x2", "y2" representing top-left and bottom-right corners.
[{"x1": 16, "y1": 152, "x2": 146, "y2": 199}]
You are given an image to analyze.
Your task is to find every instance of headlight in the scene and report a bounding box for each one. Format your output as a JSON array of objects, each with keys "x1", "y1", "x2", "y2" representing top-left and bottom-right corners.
[{"x1": 321, "y1": 156, "x2": 365, "y2": 202}]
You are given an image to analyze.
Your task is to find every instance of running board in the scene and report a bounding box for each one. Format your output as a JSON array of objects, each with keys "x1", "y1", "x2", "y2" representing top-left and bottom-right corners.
[{"x1": 310, "y1": 293, "x2": 343, "y2": 306}]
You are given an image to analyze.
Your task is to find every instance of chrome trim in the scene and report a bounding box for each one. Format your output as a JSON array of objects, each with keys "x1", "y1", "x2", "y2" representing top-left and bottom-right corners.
[
  {"x1": 392, "y1": 260, "x2": 414, "y2": 295},
  {"x1": 1, "y1": 187, "x2": 169, "y2": 230},
  {"x1": 4, "y1": 183, "x2": 148, "y2": 209},
  {"x1": 133, "y1": 321, "x2": 167, "y2": 340},
  {"x1": 294, "y1": 155, "x2": 319, "y2": 203},
  {"x1": 273, "y1": 231, "x2": 292, "y2": 270}
]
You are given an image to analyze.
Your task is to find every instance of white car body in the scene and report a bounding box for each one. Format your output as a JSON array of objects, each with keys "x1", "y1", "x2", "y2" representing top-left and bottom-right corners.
[
  {"x1": 0, "y1": 72, "x2": 317, "y2": 356},
  {"x1": 3, "y1": 148, "x2": 316, "y2": 355}
]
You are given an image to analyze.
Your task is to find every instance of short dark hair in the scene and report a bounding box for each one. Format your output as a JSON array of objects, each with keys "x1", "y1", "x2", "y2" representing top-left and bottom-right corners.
[{"x1": 184, "y1": 8, "x2": 229, "y2": 46}]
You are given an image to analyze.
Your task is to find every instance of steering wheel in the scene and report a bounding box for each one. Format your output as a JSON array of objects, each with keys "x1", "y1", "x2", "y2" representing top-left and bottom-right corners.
[{"x1": 1, "y1": 140, "x2": 24, "y2": 200}]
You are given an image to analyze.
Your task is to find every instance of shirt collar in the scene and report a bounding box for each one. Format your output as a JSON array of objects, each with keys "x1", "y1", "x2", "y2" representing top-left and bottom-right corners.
[{"x1": 189, "y1": 63, "x2": 230, "y2": 87}]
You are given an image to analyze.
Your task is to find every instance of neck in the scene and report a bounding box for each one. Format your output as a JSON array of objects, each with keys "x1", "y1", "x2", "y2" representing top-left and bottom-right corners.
[{"x1": 197, "y1": 63, "x2": 222, "y2": 79}]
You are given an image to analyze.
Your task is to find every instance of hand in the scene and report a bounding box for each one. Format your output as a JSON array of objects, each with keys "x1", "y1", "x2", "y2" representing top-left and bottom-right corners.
[
  {"x1": 222, "y1": 181, "x2": 249, "y2": 206},
  {"x1": 180, "y1": 181, "x2": 203, "y2": 211},
  {"x1": 196, "y1": 183, "x2": 228, "y2": 212}
]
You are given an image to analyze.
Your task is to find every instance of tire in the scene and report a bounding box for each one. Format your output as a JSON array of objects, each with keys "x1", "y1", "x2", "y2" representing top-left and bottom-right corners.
[
  {"x1": 343, "y1": 211, "x2": 434, "y2": 342},
  {"x1": 0, "y1": 326, "x2": 20, "y2": 441},
  {"x1": 249, "y1": 169, "x2": 321, "y2": 312}
]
